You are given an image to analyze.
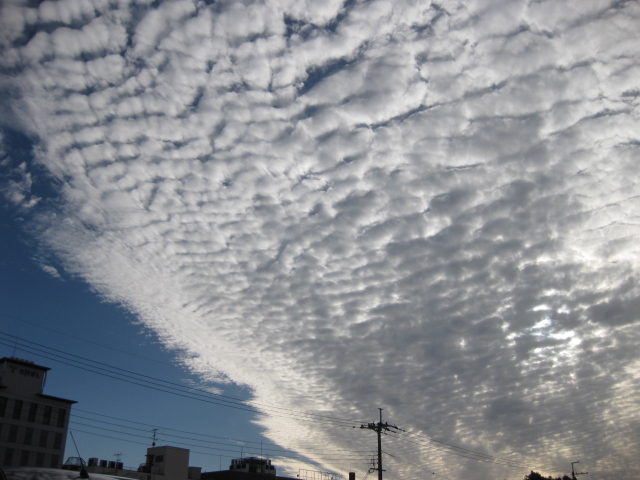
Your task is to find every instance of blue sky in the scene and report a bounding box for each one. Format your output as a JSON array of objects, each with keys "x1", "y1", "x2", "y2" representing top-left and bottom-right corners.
[
  {"x1": 0, "y1": 207, "x2": 271, "y2": 473},
  {"x1": 1, "y1": 1, "x2": 640, "y2": 479}
]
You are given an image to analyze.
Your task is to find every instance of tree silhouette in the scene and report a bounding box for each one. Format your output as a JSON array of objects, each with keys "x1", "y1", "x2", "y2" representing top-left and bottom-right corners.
[{"x1": 523, "y1": 471, "x2": 572, "y2": 480}]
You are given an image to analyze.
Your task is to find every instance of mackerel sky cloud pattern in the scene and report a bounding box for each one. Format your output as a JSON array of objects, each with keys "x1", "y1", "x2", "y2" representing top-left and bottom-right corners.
[{"x1": 1, "y1": 0, "x2": 639, "y2": 479}]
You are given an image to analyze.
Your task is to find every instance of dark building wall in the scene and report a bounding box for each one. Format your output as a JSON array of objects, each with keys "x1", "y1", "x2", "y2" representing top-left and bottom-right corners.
[
  {"x1": 0, "y1": 358, "x2": 76, "y2": 469},
  {"x1": 201, "y1": 471, "x2": 297, "y2": 480}
]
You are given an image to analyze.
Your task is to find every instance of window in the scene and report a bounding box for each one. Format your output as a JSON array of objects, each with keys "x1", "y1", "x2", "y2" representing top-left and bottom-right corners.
[
  {"x1": 28, "y1": 403, "x2": 38, "y2": 423},
  {"x1": 53, "y1": 432, "x2": 62, "y2": 449},
  {"x1": 50, "y1": 454, "x2": 60, "y2": 468},
  {"x1": 43, "y1": 405, "x2": 52, "y2": 425},
  {"x1": 20, "y1": 450, "x2": 30, "y2": 466},
  {"x1": 39, "y1": 430, "x2": 49, "y2": 448},
  {"x1": 155, "y1": 455, "x2": 164, "y2": 462},
  {"x1": 36, "y1": 452, "x2": 45, "y2": 467},
  {"x1": 8, "y1": 424, "x2": 19, "y2": 443},
  {"x1": 24, "y1": 428, "x2": 34, "y2": 445},
  {"x1": 13, "y1": 400, "x2": 23, "y2": 420},
  {"x1": 4, "y1": 448, "x2": 14, "y2": 466},
  {"x1": 0, "y1": 396, "x2": 7, "y2": 417},
  {"x1": 57, "y1": 408, "x2": 66, "y2": 427}
]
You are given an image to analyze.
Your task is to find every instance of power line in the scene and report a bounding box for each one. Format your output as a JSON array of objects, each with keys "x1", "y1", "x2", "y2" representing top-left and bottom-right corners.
[
  {"x1": 0, "y1": 331, "x2": 362, "y2": 427},
  {"x1": 381, "y1": 450, "x2": 440, "y2": 477},
  {"x1": 0, "y1": 311, "x2": 175, "y2": 369},
  {"x1": 0, "y1": 333, "x2": 620, "y2": 479},
  {"x1": 72, "y1": 409, "x2": 372, "y2": 455},
  {"x1": 391, "y1": 429, "x2": 550, "y2": 471},
  {"x1": 390, "y1": 431, "x2": 609, "y2": 480},
  {"x1": 68, "y1": 421, "x2": 371, "y2": 464},
  {"x1": 70, "y1": 417, "x2": 370, "y2": 460},
  {"x1": 398, "y1": 430, "x2": 531, "y2": 467}
]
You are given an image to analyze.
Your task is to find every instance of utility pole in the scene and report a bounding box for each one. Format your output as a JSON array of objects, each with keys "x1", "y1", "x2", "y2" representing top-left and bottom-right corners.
[
  {"x1": 571, "y1": 461, "x2": 588, "y2": 480},
  {"x1": 360, "y1": 409, "x2": 403, "y2": 480}
]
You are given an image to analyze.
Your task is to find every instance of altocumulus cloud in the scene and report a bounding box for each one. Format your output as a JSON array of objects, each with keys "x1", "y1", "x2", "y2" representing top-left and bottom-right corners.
[{"x1": 1, "y1": 0, "x2": 640, "y2": 478}]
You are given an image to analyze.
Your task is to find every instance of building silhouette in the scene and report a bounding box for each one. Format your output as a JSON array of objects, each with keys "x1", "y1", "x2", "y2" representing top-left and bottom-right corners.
[
  {"x1": 64, "y1": 445, "x2": 202, "y2": 480},
  {"x1": 201, "y1": 457, "x2": 299, "y2": 480},
  {"x1": 230, "y1": 457, "x2": 276, "y2": 475},
  {"x1": 1, "y1": 358, "x2": 344, "y2": 480},
  {"x1": 0, "y1": 357, "x2": 76, "y2": 469}
]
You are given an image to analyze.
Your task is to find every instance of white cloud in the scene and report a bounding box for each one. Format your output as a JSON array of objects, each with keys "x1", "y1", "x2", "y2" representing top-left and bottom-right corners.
[{"x1": 1, "y1": 0, "x2": 640, "y2": 479}]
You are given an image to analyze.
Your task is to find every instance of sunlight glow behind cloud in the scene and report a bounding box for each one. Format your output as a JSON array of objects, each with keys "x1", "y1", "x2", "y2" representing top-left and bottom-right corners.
[{"x1": 1, "y1": 0, "x2": 640, "y2": 478}]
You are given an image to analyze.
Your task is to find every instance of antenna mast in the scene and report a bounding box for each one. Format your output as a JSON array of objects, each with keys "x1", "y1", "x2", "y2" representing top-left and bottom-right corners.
[
  {"x1": 69, "y1": 431, "x2": 89, "y2": 479},
  {"x1": 114, "y1": 453, "x2": 123, "y2": 475}
]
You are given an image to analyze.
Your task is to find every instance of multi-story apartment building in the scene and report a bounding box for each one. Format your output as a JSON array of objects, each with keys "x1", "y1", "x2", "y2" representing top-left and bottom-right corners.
[{"x1": 0, "y1": 357, "x2": 76, "y2": 469}]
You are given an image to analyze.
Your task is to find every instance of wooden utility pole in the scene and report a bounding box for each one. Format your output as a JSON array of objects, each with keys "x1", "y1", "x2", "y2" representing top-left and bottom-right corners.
[
  {"x1": 360, "y1": 409, "x2": 403, "y2": 480},
  {"x1": 571, "y1": 461, "x2": 588, "y2": 480}
]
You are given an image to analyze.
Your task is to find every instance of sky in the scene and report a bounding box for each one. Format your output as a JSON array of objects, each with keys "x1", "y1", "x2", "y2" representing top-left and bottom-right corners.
[{"x1": 0, "y1": 0, "x2": 639, "y2": 479}]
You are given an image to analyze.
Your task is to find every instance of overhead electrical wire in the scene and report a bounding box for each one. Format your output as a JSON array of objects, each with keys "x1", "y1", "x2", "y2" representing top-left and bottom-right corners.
[
  {"x1": 72, "y1": 408, "x2": 372, "y2": 456},
  {"x1": 67, "y1": 409, "x2": 374, "y2": 476},
  {"x1": 0, "y1": 330, "x2": 362, "y2": 427},
  {"x1": 391, "y1": 434, "x2": 533, "y2": 472},
  {"x1": 69, "y1": 417, "x2": 371, "y2": 460},
  {"x1": 0, "y1": 327, "x2": 374, "y2": 470},
  {"x1": 392, "y1": 430, "x2": 532, "y2": 468},
  {"x1": 3, "y1": 186, "x2": 632, "y2": 480},
  {"x1": 0, "y1": 311, "x2": 177, "y2": 369},
  {"x1": 0, "y1": 327, "x2": 615, "y2": 479},
  {"x1": 69, "y1": 421, "x2": 369, "y2": 463},
  {"x1": 388, "y1": 430, "x2": 609, "y2": 480},
  {"x1": 381, "y1": 450, "x2": 441, "y2": 476}
]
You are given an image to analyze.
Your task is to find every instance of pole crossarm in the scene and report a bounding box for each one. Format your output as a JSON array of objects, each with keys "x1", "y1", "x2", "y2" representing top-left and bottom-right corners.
[
  {"x1": 358, "y1": 409, "x2": 403, "y2": 480},
  {"x1": 359, "y1": 422, "x2": 402, "y2": 434},
  {"x1": 571, "y1": 461, "x2": 588, "y2": 480}
]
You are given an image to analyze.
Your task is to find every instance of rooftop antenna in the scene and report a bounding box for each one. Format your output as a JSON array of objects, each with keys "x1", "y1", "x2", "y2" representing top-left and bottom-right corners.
[
  {"x1": 114, "y1": 453, "x2": 122, "y2": 475},
  {"x1": 152, "y1": 428, "x2": 157, "y2": 447},
  {"x1": 69, "y1": 431, "x2": 89, "y2": 479}
]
